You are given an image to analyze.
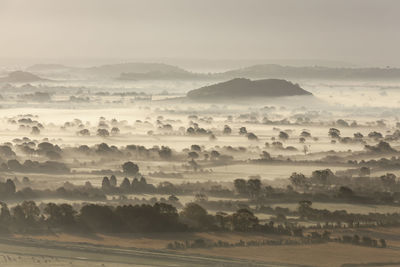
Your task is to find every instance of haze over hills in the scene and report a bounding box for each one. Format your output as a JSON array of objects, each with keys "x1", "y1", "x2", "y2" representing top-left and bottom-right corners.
[
  {"x1": 25, "y1": 62, "x2": 195, "y2": 80},
  {"x1": 85, "y1": 63, "x2": 189, "y2": 78},
  {"x1": 186, "y1": 78, "x2": 312, "y2": 100},
  {"x1": 21, "y1": 62, "x2": 400, "y2": 81},
  {"x1": 220, "y1": 64, "x2": 400, "y2": 80},
  {"x1": 26, "y1": 64, "x2": 77, "y2": 72}
]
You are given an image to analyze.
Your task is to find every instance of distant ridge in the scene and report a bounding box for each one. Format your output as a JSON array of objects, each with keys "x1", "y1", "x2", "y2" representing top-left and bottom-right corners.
[
  {"x1": 0, "y1": 71, "x2": 46, "y2": 83},
  {"x1": 23, "y1": 62, "x2": 400, "y2": 81},
  {"x1": 26, "y1": 64, "x2": 74, "y2": 72},
  {"x1": 219, "y1": 64, "x2": 400, "y2": 80},
  {"x1": 187, "y1": 78, "x2": 312, "y2": 100},
  {"x1": 86, "y1": 62, "x2": 188, "y2": 78}
]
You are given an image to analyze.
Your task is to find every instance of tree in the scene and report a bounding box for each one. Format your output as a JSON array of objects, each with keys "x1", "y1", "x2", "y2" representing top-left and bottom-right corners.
[
  {"x1": 194, "y1": 193, "x2": 208, "y2": 202},
  {"x1": 336, "y1": 119, "x2": 349, "y2": 127},
  {"x1": 122, "y1": 161, "x2": 139, "y2": 176},
  {"x1": 328, "y1": 128, "x2": 340, "y2": 139},
  {"x1": 101, "y1": 177, "x2": 111, "y2": 191},
  {"x1": 210, "y1": 150, "x2": 220, "y2": 160},
  {"x1": 260, "y1": 151, "x2": 271, "y2": 160},
  {"x1": 298, "y1": 200, "x2": 312, "y2": 219},
  {"x1": 354, "y1": 132, "x2": 363, "y2": 139},
  {"x1": 31, "y1": 126, "x2": 40, "y2": 135},
  {"x1": 97, "y1": 128, "x2": 110, "y2": 137},
  {"x1": 181, "y1": 203, "x2": 213, "y2": 230},
  {"x1": 223, "y1": 125, "x2": 232, "y2": 135},
  {"x1": 247, "y1": 179, "x2": 261, "y2": 198},
  {"x1": 231, "y1": 209, "x2": 258, "y2": 231},
  {"x1": 4, "y1": 179, "x2": 16, "y2": 196},
  {"x1": 289, "y1": 173, "x2": 308, "y2": 190},
  {"x1": 159, "y1": 146, "x2": 172, "y2": 159},
  {"x1": 380, "y1": 239, "x2": 387, "y2": 248},
  {"x1": 338, "y1": 186, "x2": 354, "y2": 198},
  {"x1": 77, "y1": 129, "x2": 90, "y2": 136},
  {"x1": 279, "y1": 131, "x2": 289, "y2": 140},
  {"x1": 0, "y1": 202, "x2": 11, "y2": 227},
  {"x1": 186, "y1": 127, "x2": 195, "y2": 135},
  {"x1": 188, "y1": 151, "x2": 199, "y2": 159},
  {"x1": 109, "y1": 175, "x2": 117, "y2": 187},
  {"x1": 191, "y1": 145, "x2": 201, "y2": 151},
  {"x1": 234, "y1": 179, "x2": 247, "y2": 195},
  {"x1": 368, "y1": 131, "x2": 383, "y2": 139},
  {"x1": 380, "y1": 173, "x2": 396, "y2": 190},
  {"x1": 44, "y1": 203, "x2": 76, "y2": 228},
  {"x1": 300, "y1": 131, "x2": 311, "y2": 138},
  {"x1": 120, "y1": 177, "x2": 131, "y2": 193},
  {"x1": 359, "y1": 166, "x2": 370, "y2": 176},
  {"x1": 209, "y1": 134, "x2": 217, "y2": 141},
  {"x1": 239, "y1": 127, "x2": 247, "y2": 135},
  {"x1": 247, "y1": 132, "x2": 258, "y2": 140},
  {"x1": 168, "y1": 195, "x2": 179, "y2": 202},
  {"x1": 311, "y1": 169, "x2": 334, "y2": 185},
  {"x1": 13, "y1": 201, "x2": 40, "y2": 226},
  {"x1": 111, "y1": 127, "x2": 120, "y2": 135}
]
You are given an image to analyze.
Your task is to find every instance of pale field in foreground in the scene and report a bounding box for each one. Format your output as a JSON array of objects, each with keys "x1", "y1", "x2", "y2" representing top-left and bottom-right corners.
[
  {"x1": 186, "y1": 243, "x2": 400, "y2": 267},
  {"x1": 14, "y1": 231, "x2": 287, "y2": 250},
  {"x1": 13, "y1": 230, "x2": 400, "y2": 267},
  {"x1": 0, "y1": 253, "x2": 136, "y2": 267}
]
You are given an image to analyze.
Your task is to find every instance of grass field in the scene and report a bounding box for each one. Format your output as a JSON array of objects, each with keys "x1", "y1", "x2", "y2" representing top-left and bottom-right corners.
[
  {"x1": 10, "y1": 228, "x2": 400, "y2": 267},
  {"x1": 187, "y1": 243, "x2": 400, "y2": 267}
]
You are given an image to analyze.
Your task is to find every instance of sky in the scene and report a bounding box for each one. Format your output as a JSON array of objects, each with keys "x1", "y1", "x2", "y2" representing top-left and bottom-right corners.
[{"x1": 0, "y1": 0, "x2": 399, "y2": 68}]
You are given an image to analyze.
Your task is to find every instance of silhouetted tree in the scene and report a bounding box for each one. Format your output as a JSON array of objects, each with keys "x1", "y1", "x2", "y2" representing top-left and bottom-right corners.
[
  {"x1": 231, "y1": 209, "x2": 258, "y2": 232},
  {"x1": 122, "y1": 161, "x2": 139, "y2": 176},
  {"x1": 328, "y1": 128, "x2": 341, "y2": 139},
  {"x1": 120, "y1": 177, "x2": 131, "y2": 193},
  {"x1": 279, "y1": 131, "x2": 289, "y2": 140},
  {"x1": 101, "y1": 177, "x2": 111, "y2": 191},
  {"x1": 109, "y1": 175, "x2": 117, "y2": 187},
  {"x1": 234, "y1": 179, "x2": 247, "y2": 195},
  {"x1": 223, "y1": 125, "x2": 232, "y2": 135}
]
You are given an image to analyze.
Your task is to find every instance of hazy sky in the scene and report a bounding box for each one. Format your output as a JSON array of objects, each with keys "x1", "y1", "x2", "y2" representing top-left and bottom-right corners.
[{"x1": 0, "y1": 0, "x2": 399, "y2": 67}]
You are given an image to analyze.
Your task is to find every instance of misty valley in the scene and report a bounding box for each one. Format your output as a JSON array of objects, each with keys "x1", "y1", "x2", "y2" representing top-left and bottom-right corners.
[{"x1": 0, "y1": 62, "x2": 398, "y2": 266}]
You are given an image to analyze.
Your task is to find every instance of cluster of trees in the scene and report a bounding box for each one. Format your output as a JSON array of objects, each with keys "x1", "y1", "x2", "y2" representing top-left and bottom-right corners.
[
  {"x1": 101, "y1": 175, "x2": 155, "y2": 194},
  {"x1": 326, "y1": 127, "x2": 399, "y2": 145},
  {"x1": 355, "y1": 156, "x2": 400, "y2": 170},
  {"x1": 234, "y1": 178, "x2": 262, "y2": 199},
  {"x1": 0, "y1": 200, "x2": 303, "y2": 236},
  {"x1": 13, "y1": 141, "x2": 63, "y2": 160},
  {"x1": 0, "y1": 178, "x2": 106, "y2": 202},
  {"x1": 1, "y1": 159, "x2": 70, "y2": 174},
  {"x1": 289, "y1": 169, "x2": 400, "y2": 203},
  {"x1": 0, "y1": 201, "x2": 185, "y2": 233},
  {"x1": 166, "y1": 231, "x2": 388, "y2": 250},
  {"x1": 298, "y1": 200, "x2": 400, "y2": 227},
  {"x1": 167, "y1": 237, "x2": 304, "y2": 250},
  {"x1": 341, "y1": 234, "x2": 386, "y2": 248}
]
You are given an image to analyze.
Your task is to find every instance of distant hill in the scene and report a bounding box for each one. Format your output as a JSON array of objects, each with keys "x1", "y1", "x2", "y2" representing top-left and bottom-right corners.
[
  {"x1": 187, "y1": 78, "x2": 311, "y2": 100},
  {"x1": 219, "y1": 64, "x2": 400, "y2": 80},
  {"x1": 26, "y1": 64, "x2": 75, "y2": 72},
  {"x1": 25, "y1": 62, "x2": 195, "y2": 80},
  {"x1": 117, "y1": 70, "x2": 208, "y2": 81},
  {"x1": 86, "y1": 63, "x2": 189, "y2": 78},
  {"x1": 24, "y1": 62, "x2": 400, "y2": 81},
  {"x1": 0, "y1": 71, "x2": 46, "y2": 83}
]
